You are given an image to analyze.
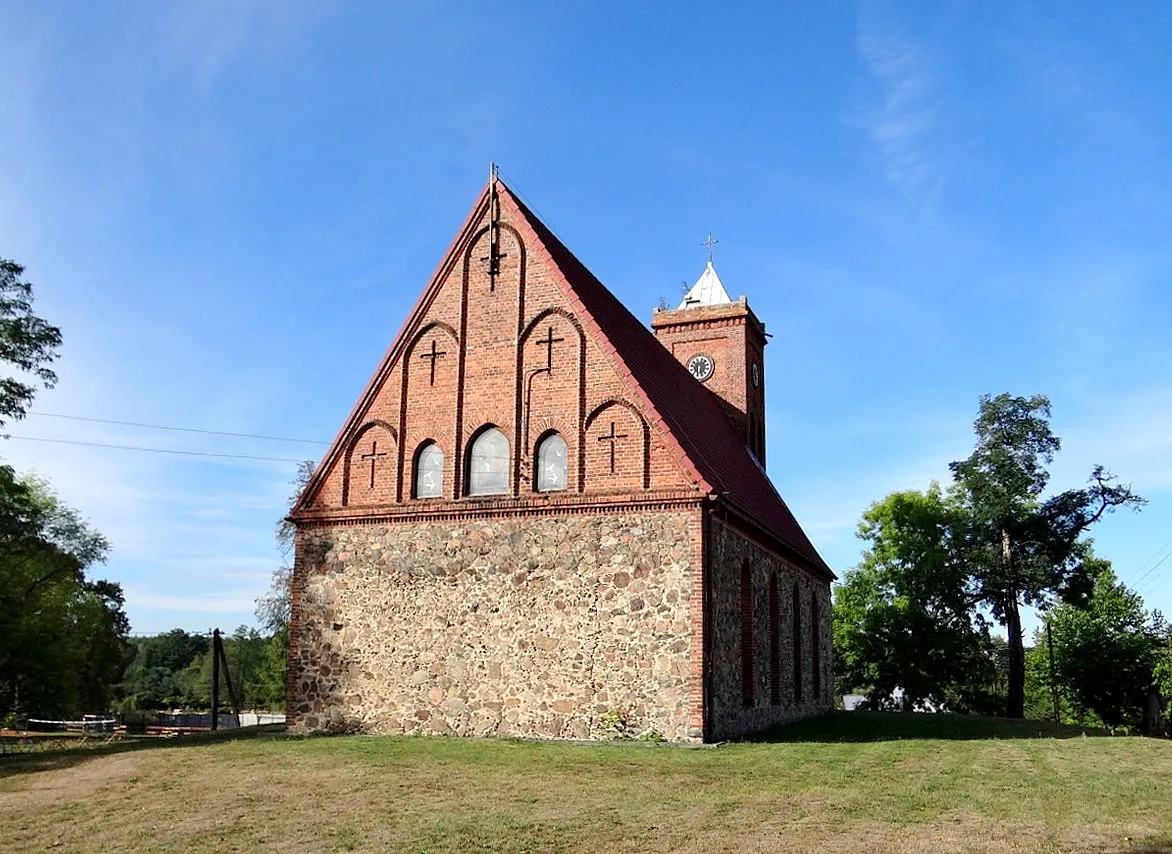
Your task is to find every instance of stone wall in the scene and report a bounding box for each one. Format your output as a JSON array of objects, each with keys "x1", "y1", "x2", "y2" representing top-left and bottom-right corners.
[
  {"x1": 288, "y1": 509, "x2": 701, "y2": 740},
  {"x1": 705, "y1": 516, "x2": 832, "y2": 741}
]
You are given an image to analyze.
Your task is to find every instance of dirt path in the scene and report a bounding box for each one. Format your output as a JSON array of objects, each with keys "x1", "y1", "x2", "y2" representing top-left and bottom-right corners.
[{"x1": 1, "y1": 752, "x2": 143, "y2": 809}]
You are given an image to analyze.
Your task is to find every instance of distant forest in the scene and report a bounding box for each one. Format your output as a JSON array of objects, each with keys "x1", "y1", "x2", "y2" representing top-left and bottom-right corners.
[{"x1": 115, "y1": 627, "x2": 286, "y2": 713}]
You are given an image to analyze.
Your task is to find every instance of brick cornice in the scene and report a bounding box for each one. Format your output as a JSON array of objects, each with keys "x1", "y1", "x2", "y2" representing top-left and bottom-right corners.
[
  {"x1": 651, "y1": 301, "x2": 765, "y2": 337},
  {"x1": 292, "y1": 488, "x2": 705, "y2": 528}
]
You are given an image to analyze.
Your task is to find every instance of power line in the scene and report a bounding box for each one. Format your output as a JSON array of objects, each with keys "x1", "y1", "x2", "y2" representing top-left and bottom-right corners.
[
  {"x1": 1123, "y1": 533, "x2": 1172, "y2": 588},
  {"x1": 7, "y1": 435, "x2": 310, "y2": 463},
  {"x1": 1131, "y1": 551, "x2": 1171, "y2": 594},
  {"x1": 27, "y1": 412, "x2": 328, "y2": 445}
]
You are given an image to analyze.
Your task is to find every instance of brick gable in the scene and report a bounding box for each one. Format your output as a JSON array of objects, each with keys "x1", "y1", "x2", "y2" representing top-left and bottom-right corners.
[{"x1": 295, "y1": 181, "x2": 697, "y2": 520}]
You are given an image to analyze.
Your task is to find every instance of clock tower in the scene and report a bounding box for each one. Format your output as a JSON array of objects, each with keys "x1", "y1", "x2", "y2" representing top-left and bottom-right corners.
[{"x1": 651, "y1": 260, "x2": 768, "y2": 463}]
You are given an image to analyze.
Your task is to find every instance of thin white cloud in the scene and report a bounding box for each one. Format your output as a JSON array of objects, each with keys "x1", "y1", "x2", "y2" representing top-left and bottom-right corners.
[
  {"x1": 164, "y1": 0, "x2": 327, "y2": 91},
  {"x1": 852, "y1": 6, "x2": 973, "y2": 205},
  {"x1": 129, "y1": 589, "x2": 260, "y2": 615},
  {"x1": 855, "y1": 15, "x2": 940, "y2": 197}
]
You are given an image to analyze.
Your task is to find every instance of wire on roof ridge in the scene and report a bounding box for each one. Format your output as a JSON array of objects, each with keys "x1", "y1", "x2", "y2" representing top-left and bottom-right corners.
[{"x1": 496, "y1": 169, "x2": 571, "y2": 250}]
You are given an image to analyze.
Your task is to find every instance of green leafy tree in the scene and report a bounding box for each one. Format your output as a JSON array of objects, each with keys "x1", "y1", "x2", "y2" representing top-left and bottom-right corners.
[
  {"x1": 0, "y1": 470, "x2": 129, "y2": 717},
  {"x1": 949, "y1": 393, "x2": 1144, "y2": 718},
  {"x1": 0, "y1": 258, "x2": 62, "y2": 430},
  {"x1": 1044, "y1": 562, "x2": 1162, "y2": 728},
  {"x1": 834, "y1": 485, "x2": 1001, "y2": 712}
]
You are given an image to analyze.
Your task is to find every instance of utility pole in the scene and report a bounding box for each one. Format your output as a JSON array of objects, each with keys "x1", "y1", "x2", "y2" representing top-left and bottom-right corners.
[{"x1": 211, "y1": 628, "x2": 221, "y2": 731}]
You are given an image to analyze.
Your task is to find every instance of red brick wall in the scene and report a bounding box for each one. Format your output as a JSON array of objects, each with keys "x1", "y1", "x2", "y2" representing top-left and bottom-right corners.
[{"x1": 304, "y1": 194, "x2": 696, "y2": 512}]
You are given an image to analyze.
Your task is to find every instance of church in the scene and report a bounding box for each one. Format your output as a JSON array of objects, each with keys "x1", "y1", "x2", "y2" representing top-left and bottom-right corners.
[{"x1": 286, "y1": 173, "x2": 833, "y2": 742}]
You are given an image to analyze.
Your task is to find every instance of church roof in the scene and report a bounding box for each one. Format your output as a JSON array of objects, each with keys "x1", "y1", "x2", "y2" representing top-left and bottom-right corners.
[
  {"x1": 678, "y1": 260, "x2": 733, "y2": 309},
  {"x1": 500, "y1": 184, "x2": 831, "y2": 577}
]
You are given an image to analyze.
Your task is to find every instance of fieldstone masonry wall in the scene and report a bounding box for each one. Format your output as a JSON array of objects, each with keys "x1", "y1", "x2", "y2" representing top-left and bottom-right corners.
[
  {"x1": 289, "y1": 509, "x2": 700, "y2": 740},
  {"x1": 706, "y1": 516, "x2": 832, "y2": 741}
]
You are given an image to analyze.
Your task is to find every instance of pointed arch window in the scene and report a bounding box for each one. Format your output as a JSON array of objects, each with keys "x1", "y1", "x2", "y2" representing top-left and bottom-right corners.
[
  {"x1": 413, "y1": 442, "x2": 443, "y2": 498},
  {"x1": 769, "y1": 573, "x2": 781, "y2": 706},
  {"x1": 740, "y1": 562, "x2": 755, "y2": 707},
  {"x1": 811, "y1": 590, "x2": 821, "y2": 700},
  {"x1": 535, "y1": 432, "x2": 568, "y2": 492},
  {"x1": 467, "y1": 427, "x2": 510, "y2": 496},
  {"x1": 793, "y1": 581, "x2": 803, "y2": 704}
]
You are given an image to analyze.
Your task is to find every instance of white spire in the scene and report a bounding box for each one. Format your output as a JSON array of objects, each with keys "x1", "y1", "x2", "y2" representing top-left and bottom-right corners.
[{"x1": 678, "y1": 260, "x2": 733, "y2": 309}]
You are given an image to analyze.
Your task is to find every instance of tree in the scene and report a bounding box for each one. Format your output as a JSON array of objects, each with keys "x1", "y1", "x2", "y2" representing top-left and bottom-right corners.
[
  {"x1": 834, "y1": 485, "x2": 1001, "y2": 712},
  {"x1": 1044, "y1": 562, "x2": 1162, "y2": 728},
  {"x1": 0, "y1": 469, "x2": 130, "y2": 718},
  {"x1": 949, "y1": 394, "x2": 1144, "y2": 717},
  {"x1": 115, "y1": 629, "x2": 211, "y2": 710},
  {"x1": 0, "y1": 259, "x2": 62, "y2": 430}
]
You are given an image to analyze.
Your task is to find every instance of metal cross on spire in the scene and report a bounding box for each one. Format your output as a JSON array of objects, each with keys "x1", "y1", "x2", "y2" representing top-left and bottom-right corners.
[{"x1": 702, "y1": 233, "x2": 719, "y2": 263}]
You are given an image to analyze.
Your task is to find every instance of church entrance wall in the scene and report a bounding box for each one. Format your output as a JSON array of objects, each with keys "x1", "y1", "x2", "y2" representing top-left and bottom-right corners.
[{"x1": 288, "y1": 509, "x2": 700, "y2": 741}]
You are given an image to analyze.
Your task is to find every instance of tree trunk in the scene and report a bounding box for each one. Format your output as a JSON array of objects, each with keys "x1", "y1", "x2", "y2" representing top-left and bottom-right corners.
[
  {"x1": 1005, "y1": 592, "x2": 1026, "y2": 718},
  {"x1": 1001, "y1": 529, "x2": 1026, "y2": 718}
]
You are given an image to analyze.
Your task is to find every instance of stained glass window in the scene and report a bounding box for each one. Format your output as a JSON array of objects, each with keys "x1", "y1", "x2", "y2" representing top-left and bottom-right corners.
[
  {"x1": 536, "y1": 433, "x2": 567, "y2": 492},
  {"x1": 414, "y1": 442, "x2": 443, "y2": 498},
  {"x1": 467, "y1": 427, "x2": 509, "y2": 495}
]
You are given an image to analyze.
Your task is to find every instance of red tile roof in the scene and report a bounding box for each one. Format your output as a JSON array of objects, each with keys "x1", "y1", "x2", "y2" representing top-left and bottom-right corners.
[{"x1": 500, "y1": 182, "x2": 832, "y2": 578}]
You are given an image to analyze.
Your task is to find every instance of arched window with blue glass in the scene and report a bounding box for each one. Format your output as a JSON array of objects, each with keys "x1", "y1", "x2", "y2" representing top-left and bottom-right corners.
[
  {"x1": 466, "y1": 426, "x2": 510, "y2": 496},
  {"x1": 413, "y1": 441, "x2": 444, "y2": 498},
  {"x1": 535, "y1": 432, "x2": 567, "y2": 492}
]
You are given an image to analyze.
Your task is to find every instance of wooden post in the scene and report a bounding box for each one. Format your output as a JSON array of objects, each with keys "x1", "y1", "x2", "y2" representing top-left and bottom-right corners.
[
  {"x1": 218, "y1": 634, "x2": 242, "y2": 722},
  {"x1": 211, "y1": 629, "x2": 221, "y2": 731}
]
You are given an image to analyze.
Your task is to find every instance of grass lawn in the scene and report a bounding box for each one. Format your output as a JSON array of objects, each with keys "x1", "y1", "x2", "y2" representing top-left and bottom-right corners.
[{"x1": 1, "y1": 713, "x2": 1170, "y2": 853}]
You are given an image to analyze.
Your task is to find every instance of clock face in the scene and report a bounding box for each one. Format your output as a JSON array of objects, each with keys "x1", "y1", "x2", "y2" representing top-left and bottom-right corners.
[
  {"x1": 687, "y1": 353, "x2": 715, "y2": 382},
  {"x1": 751, "y1": 362, "x2": 761, "y2": 388}
]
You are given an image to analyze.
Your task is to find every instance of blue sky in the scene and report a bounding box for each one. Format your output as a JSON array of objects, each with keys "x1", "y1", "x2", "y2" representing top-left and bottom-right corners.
[{"x1": 2, "y1": 2, "x2": 1169, "y2": 635}]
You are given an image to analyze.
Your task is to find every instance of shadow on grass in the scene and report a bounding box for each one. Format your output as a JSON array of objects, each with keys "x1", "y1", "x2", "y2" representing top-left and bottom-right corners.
[
  {"x1": 0, "y1": 723, "x2": 287, "y2": 779},
  {"x1": 745, "y1": 711, "x2": 1115, "y2": 743}
]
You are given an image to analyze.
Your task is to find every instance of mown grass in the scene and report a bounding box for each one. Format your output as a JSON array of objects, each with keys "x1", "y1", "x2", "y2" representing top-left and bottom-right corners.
[{"x1": 2, "y1": 713, "x2": 1169, "y2": 853}]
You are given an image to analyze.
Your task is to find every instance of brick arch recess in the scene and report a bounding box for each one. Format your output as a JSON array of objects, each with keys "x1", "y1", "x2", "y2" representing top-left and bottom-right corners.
[
  {"x1": 517, "y1": 307, "x2": 586, "y2": 493},
  {"x1": 456, "y1": 223, "x2": 526, "y2": 498},
  {"x1": 584, "y1": 399, "x2": 651, "y2": 491},
  {"x1": 341, "y1": 420, "x2": 398, "y2": 507},
  {"x1": 397, "y1": 322, "x2": 460, "y2": 501}
]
